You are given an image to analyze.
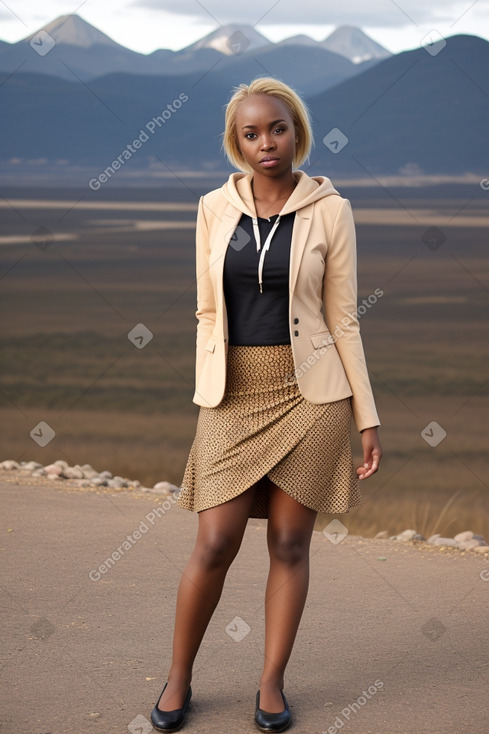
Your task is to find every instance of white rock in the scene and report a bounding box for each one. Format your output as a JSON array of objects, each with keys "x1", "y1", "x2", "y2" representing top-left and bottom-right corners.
[
  {"x1": 44, "y1": 464, "x2": 63, "y2": 476},
  {"x1": 153, "y1": 481, "x2": 179, "y2": 493},
  {"x1": 432, "y1": 537, "x2": 458, "y2": 547},
  {"x1": 396, "y1": 529, "x2": 417, "y2": 541},
  {"x1": 374, "y1": 531, "x2": 389, "y2": 539},
  {"x1": 457, "y1": 539, "x2": 481, "y2": 551},
  {"x1": 63, "y1": 466, "x2": 84, "y2": 479},
  {"x1": 473, "y1": 546, "x2": 489, "y2": 554},
  {"x1": 427, "y1": 534, "x2": 441, "y2": 543},
  {"x1": 54, "y1": 460, "x2": 69, "y2": 469},
  {"x1": 23, "y1": 461, "x2": 43, "y2": 471},
  {"x1": 454, "y1": 530, "x2": 474, "y2": 543},
  {"x1": 82, "y1": 470, "x2": 99, "y2": 479},
  {"x1": 99, "y1": 470, "x2": 113, "y2": 479},
  {"x1": 46, "y1": 473, "x2": 62, "y2": 480},
  {"x1": 0, "y1": 460, "x2": 21, "y2": 470},
  {"x1": 90, "y1": 477, "x2": 108, "y2": 486}
]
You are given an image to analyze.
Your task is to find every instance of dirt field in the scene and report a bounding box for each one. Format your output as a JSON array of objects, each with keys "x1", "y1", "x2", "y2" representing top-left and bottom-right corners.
[{"x1": 1, "y1": 181, "x2": 488, "y2": 539}]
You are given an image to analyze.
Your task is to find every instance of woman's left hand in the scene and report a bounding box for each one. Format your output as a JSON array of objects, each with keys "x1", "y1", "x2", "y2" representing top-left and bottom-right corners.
[{"x1": 356, "y1": 426, "x2": 382, "y2": 479}]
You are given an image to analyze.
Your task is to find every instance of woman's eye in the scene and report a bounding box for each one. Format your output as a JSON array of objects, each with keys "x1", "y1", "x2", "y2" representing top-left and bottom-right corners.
[{"x1": 244, "y1": 128, "x2": 285, "y2": 140}]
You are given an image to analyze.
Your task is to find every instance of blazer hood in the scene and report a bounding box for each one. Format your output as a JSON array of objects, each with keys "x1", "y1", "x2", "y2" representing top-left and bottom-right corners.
[{"x1": 221, "y1": 169, "x2": 340, "y2": 217}]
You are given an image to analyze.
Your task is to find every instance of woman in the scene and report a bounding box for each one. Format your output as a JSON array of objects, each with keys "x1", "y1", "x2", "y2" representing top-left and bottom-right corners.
[{"x1": 150, "y1": 76, "x2": 382, "y2": 733}]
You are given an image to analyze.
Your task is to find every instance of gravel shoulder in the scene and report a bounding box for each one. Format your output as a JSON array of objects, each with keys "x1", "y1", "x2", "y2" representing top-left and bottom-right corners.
[{"x1": 1, "y1": 476, "x2": 489, "y2": 734}]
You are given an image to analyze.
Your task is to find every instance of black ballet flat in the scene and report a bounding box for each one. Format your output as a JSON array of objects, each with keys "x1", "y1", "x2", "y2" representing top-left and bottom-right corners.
[
  {"x1": 254, "y1": 689, "x2": 291, "y2": 732},
  {"x1": 150, "y1": 681, "x2": 192, "y2": 732}
]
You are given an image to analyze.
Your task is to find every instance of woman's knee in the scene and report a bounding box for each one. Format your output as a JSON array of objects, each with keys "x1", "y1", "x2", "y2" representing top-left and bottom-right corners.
[
  {"x1": 268, "y1": 530, "x2": 310, "y2": 565},
  {"x1": 195, "y1": 531, "x2": 239, "y2": 570}
]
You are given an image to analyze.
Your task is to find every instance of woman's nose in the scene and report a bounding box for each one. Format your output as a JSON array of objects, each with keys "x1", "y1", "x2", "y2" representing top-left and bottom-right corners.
[{"x1": 261, "y1": 137, "x2": 274, "y2": 150}]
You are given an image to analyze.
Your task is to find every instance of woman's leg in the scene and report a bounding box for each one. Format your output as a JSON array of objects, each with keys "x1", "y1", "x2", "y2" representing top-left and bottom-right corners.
[
  {"x1": 259, "y1": 478, "x2": 317, "y2": 713},
  {"x1": 156, "y1": 479, "x2": 261, "y2": 711}
]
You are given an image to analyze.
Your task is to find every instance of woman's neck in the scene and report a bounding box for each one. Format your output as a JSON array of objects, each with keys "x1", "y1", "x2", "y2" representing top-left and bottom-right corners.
[{"x1": 251, "y1": 171, "x2": 297, "y2": 204}]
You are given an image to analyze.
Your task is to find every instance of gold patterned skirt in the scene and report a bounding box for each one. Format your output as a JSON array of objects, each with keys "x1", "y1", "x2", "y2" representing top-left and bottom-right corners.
[{"x1": 177, "y1": 343, "x2": 362, "y2": 519}]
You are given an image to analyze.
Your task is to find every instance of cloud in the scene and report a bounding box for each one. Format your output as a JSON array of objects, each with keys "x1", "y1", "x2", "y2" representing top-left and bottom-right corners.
[
  {"x1": 0, "y1": 6, "x2": 28, "y2": 24},
  {"x1": 128, "y1": 0, "x2": 467, "y2": 28}
]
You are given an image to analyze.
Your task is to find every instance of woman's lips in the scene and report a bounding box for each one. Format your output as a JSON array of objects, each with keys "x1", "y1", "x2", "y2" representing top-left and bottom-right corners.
[{"x1": 259, "y1": 158, "x2": 279, "y2": 167}]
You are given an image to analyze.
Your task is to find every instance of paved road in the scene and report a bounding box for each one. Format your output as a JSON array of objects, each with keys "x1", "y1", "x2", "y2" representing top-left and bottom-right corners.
[{"x1": 1, "y1": 477, "x2": 488, "y2": 734}]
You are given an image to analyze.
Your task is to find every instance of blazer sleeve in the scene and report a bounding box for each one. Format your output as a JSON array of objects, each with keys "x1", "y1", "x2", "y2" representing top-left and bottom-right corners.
[
  {"x1": 194, "y1": 195, "x2": 217, "y2": 386},
  {"x1": 322, "y1": 197, "x2": 380, "y2": 433}
]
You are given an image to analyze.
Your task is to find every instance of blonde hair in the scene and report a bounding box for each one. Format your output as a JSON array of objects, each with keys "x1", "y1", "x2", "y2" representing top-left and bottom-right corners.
[{"x1": 221, "y1": 76, "x2": 313, "y2": 172}]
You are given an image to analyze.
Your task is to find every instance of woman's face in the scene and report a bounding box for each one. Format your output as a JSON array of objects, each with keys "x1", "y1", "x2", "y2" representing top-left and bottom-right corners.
[{"x1": 234, "y1": 94, "x2": 298, "y2": 177}]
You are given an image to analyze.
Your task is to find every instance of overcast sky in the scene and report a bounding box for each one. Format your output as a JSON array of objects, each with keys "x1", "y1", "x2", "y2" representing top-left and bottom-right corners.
[{"x1": 1, "y1": 0, "x2": 488, "y2": 53}]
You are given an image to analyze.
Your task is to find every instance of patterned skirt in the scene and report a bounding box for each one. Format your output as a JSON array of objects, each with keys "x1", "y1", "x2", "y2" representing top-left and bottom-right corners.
[{"x1": 177, "y1": 343, "x2": 362, "y2": 519}]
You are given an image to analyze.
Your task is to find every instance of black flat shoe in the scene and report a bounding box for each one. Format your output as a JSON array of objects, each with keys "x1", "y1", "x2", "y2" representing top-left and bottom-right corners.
[
  {"x1": 254, "y1": 689, "x2": 291, "y2": 732},
  {"x1": 150, "y1": 681, "x2": 192, "y2": 732}
]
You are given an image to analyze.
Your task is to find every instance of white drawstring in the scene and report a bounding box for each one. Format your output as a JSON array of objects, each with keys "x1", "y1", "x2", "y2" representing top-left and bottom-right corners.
[{"x1": 251, "y1": 215, "x2": 282, "y2": 293}]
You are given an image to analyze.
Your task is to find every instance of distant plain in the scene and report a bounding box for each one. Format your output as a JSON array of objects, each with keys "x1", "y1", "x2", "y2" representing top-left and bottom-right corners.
[{"x1": 1, "y1": 180, "x2": 487, "y2": 538}]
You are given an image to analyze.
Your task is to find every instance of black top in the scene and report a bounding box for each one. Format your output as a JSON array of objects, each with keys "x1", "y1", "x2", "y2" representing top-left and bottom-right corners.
[{"x1": 223, "y1": 211, "x2": 296, "y2": 345}]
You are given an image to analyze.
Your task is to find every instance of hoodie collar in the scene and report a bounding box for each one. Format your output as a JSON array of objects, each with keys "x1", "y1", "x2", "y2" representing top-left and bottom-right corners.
[{"x1": 221, "y1": 169, "x2": 340, "y2": 218}]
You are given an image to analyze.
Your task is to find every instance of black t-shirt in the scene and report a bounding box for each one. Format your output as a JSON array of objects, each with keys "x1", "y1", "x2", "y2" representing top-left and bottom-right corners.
[{"x1": 223, "y1": 211, "x2": 296, "y2": 345}]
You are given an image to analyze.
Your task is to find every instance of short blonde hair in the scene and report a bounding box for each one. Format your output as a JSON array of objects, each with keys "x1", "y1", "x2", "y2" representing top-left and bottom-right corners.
[{"x1": 221, "y1": 77, "x2": 313, "y2": 172}]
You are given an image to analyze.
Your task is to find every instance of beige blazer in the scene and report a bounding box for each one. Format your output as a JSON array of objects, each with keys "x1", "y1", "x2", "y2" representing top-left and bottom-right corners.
[{"x1": 191, "y1": 169, "x2": 380, "y2": 433}]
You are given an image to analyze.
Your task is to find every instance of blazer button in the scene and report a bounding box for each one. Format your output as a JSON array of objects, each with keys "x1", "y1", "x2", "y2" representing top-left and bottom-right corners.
[
  {"x1": 293, "y1": 317, "x2": 299, "y2": 324},
  {"x1": 294, "y1": 330, "x2": 299, "y2": 337}
]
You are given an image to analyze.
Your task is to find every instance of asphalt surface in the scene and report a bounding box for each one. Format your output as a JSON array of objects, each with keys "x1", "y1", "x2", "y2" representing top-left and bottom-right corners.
[{"x1": 1, "y1": 476, "x2": 489, "y2": 734}]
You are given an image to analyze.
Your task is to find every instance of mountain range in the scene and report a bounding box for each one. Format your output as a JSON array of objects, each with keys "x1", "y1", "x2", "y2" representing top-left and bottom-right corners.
[
  {"x1": 1, "y1": 15, "x2": 488, "y2": 178},
  {"x1": 0, "y1": 15, "x2": 390, "y2": 82}
]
